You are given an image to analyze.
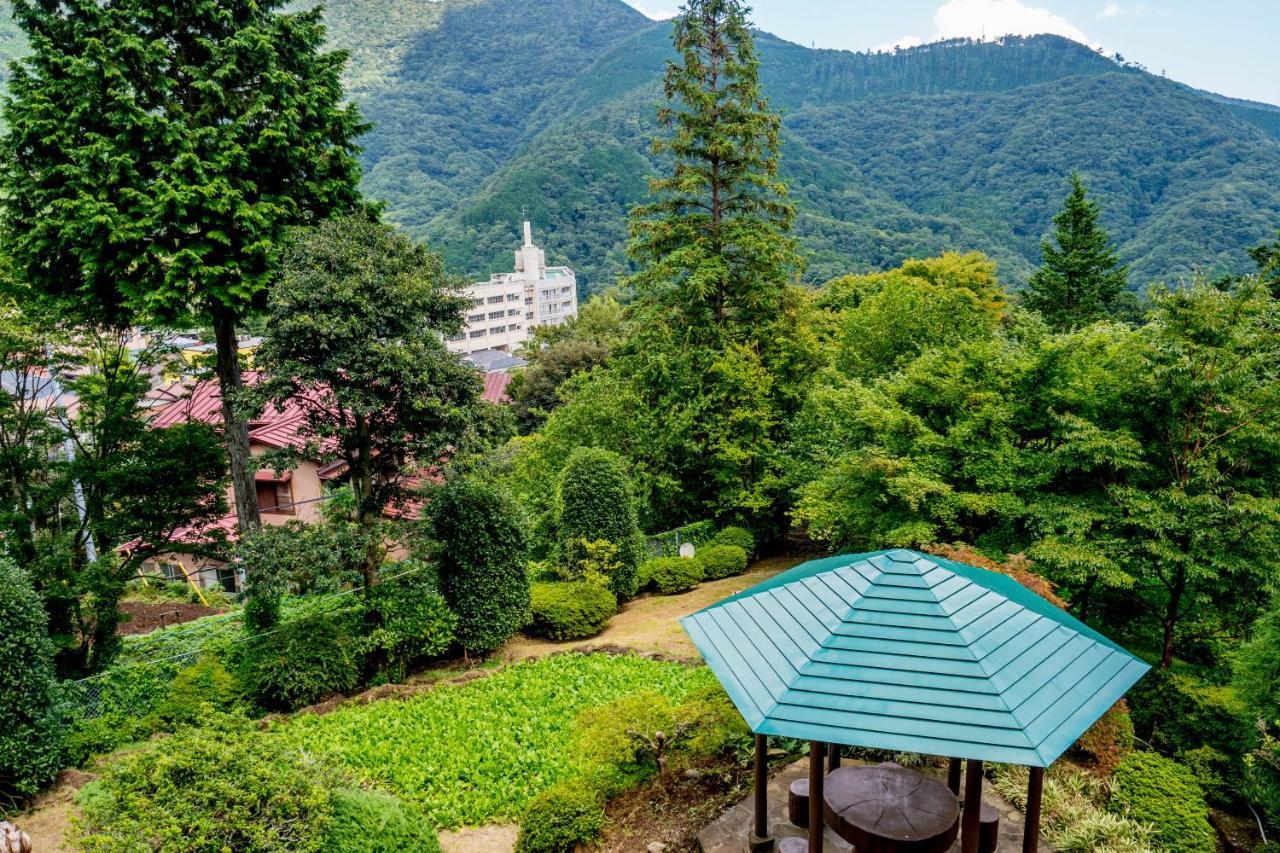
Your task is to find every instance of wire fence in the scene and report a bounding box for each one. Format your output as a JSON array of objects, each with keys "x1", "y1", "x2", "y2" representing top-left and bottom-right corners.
[{"x1": 64, "y1": 561, "x2": 433, "y2": 721}]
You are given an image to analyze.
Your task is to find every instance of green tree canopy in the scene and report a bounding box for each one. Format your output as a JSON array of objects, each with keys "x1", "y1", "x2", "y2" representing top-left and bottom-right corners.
[
  {"x1": 1022, "y1": 173, "x2": 1128, "y2": 330},
  {"x1": 557, "y1": 447, "x2": 641, "y2": 599}
]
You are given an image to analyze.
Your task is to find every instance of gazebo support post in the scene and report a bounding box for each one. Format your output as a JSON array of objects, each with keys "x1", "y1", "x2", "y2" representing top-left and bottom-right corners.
[
  {"x1": 808, "y1": 741, "x2": 825, "y2": 853},
  {"x1": 827, "y1": 742, "x2": 840, "y2": 772},
  {"x1": 961, "y1": 759, "x2": 984, "y2": 853},
  {"x1": 1022, "y1": 766, "x2": 1044, "y2": 853},
  {"x1": 749, "y1": 733, "x2": 773, "y2": 851},
  {"x1": 947, "y1": 757, "x2": 962, "y2": 795}
]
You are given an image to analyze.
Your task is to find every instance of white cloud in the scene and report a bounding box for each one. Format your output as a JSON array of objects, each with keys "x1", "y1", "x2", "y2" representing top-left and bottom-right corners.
[
  {"x1": 1097, "y1": 2, "x2": 1121, "y2": 18},
  {"x1": 873, "y1": 35, "x2": 925, "y2": 53},
  {"x1": 624, "y1": 1, "x2": 676, "y2": 20},
  {"x1": 931, "y1": 0, "x2": 1091, "y2": 44},
  {"x1": 1096, "y1": 3, "x2": 1149, "y2": 19}
]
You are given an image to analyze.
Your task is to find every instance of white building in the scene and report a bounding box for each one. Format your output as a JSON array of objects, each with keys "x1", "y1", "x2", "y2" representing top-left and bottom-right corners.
[{"x1": 447, "y1": 222, "x2": 578, "y2": 354}]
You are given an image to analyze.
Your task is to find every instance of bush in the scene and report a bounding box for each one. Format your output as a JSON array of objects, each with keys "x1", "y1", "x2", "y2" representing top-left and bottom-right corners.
[
  {"x1": 75, "y1": 724, "x2": 333, "y2": 852},
  {"x1": 991, "y1": 764, "x2": 1155, "y2": 853},
  {"x1": 516, "y1": 780, "x2": 606, "y2": 853},
  {"x1": 644, "y1": 556, "x2": 704, "y2": 594},
  {"x1": 557, "y1": 448, "x2": 641, "y2": 600},
  {"x1": 1128, "y1": 668, "x2": 1257, "y2": 769},
  {"x1": 697, "y1": 544, "x2": 749, "y2": 580},
  {"x1": 1108, "y1": 752, "x2": 1216, "y2": 853},
  {"x1": 150, "y1": 653, "x2": 244, "y2": 728},
  {"x1": 1244, "y1": 728, "x2": 1280, "y2": 836},
  {"x1": 363, "y1": 569, "x2": 457, "y2": 678},
  {"x1": 0, "y1": 558, "x2": 65, "y2": 800},
  {"x1": 238, "y1": 519, "x2": 366, "y2": 632},
  {"x1": 1234, "y1": 603, "x2": 1280, "y2": 722},
  {"x1": 426, "y1": 478, "x2": 531, "y2": 656},
  {"x1": 243, "y1": 613, "x2": 361, "y2": 711},
  {"x1": 323, "y1": 787, "x2": 440, "y2": 853},
  {"x1": 529, "y1": 582, "x2": 617, "y2": 641},
  {"x1": 710, "y1": 525, "x2": 755, "y2": 556}
]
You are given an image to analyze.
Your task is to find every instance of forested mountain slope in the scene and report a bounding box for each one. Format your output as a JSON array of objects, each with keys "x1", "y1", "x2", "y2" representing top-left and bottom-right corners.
[{"x1": 0, "y1": 0, "x2": 1274, "y2": 291}]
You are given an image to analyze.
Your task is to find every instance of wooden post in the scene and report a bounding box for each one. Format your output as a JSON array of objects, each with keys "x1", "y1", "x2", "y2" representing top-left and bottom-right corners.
[
  {"x1": 1022, "y1": 766, "x2": 1044, "y2": 853},
  {"x1": 947, "y1": 757, "x2": 962, "y2": 795},
  {"x1": 827, "y1": 741, "x2": 840, "y2": 772},
  {"x1": 749, "y1": 734, "x2": 773, "y2": 851},
  {"x1": 961, "y1": 759, "x2": 984, "y2": 853},
  {"x1": 808, "y1": 741, "x2": 825, "y2": 853}
]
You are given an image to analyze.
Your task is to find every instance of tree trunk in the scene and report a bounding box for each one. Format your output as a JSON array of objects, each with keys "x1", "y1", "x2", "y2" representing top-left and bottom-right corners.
[
  {"x1": 210, "y1": 304, "x2": 260, "y2": 534},
  {"x1": 1160, "y1": 569, "x2": 1186, "y2": 669}
]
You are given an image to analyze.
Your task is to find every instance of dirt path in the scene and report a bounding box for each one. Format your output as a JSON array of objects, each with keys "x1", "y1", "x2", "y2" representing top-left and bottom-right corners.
[{"x1": 501, "y1": 555, "x2": 803, "y2": 662}]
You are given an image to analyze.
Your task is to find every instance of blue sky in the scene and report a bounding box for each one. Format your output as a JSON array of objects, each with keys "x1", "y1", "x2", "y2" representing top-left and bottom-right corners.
[{"x1": 623, "y1": 0, "x2": 1279, "y2": 106}]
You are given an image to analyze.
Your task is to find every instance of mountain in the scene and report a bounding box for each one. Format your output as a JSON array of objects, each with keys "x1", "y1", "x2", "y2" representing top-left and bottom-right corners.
[{"x1": 1, "y1": 0, "x2": 1277, "y2": 292}]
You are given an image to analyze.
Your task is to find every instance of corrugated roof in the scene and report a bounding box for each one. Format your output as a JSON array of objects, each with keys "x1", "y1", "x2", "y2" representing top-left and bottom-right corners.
[
  {"x1": 481, "y1": 371, "x2": 512, "y2": 404},
  {"x1": 681, "y1": 548, "x2": 1148, "y2": 767}
]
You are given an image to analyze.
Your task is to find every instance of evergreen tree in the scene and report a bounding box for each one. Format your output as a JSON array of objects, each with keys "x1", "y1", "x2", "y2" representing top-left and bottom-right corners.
[
  {"x1": 0, "y1": 0, "x2": 367, "y2": 533},
  {"x1": 1023, "y1": 173, "x2": 1128, "y2": 329},
  {"x1": 627, "y1": 0, "x2": 800, "y2": 340},
  {"x1": 557, "y1": 447, "x2": 641, "y2": 600},
  {"x1": 1251, "y1": 229, "x2": 1280, "y2": 297}
]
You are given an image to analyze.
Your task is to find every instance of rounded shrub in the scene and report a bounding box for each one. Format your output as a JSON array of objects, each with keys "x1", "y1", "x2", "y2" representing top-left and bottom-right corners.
[
  {"x1": 363, "y1": 569, "x2": 457, "y2": 676},
  {"x1": 1108, "y1": 751, "x2": 1216, "y2": 853},
  {"x1": 150, "y1": 653, "x2": 244, "y2": 728},
  {"x1": 323, "y1": 787, "x2": 440, "y2": 852},
  {"x1": 697, "y1": 544, "x2": 748, "y2": 580},
  {"x1": 710, "y1": 525, "x2": 754, "y2": 556},
  {"x1": 425, "y1": 477, "x2": 530, "y2": 656},
  {"x1": 643, "y1": 556, "x2": 704, "y2": 594},
  {"x1": 0, "y1": 558, "x2": 65, "y2": 800},
  {"x1": 557, "y1": 447, "x2": 642, "y2": 601},
  {"x1": 529, "y1": 581, "x2": 617, "y2": 641},
  {"x1": 516, "y1": 780, "x2": 606, "y2": 853},
  {"x1": 75, "y1": 724, "x2": 333, "y2": 852},
  {"x1": 243, "y1": 613, "x2": 360, "y2": 711}
]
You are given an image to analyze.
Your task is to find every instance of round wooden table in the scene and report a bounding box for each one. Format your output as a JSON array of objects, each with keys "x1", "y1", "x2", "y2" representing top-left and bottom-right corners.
[{"x1": 822, "y1": 763, "x2": 960, "y2": 853}]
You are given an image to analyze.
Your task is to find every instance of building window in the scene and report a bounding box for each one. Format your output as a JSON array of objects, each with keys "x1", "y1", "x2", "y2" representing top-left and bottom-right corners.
[
  {"x1": 490, "y1": 325, "x2": 506, "y2": 334},
  {"x1": 508, "y1": 308, "x2": 520, "y2": 316},
  {"x1": 470, "y1": 297, "x2": 484, "y2": 307},
  {"x1": 507, "y1": 293, "x2": 520, "y2": 301},
  {"x1": 469, "y1": 329, "x2": 486, "y2": 339},
  {"x1": 488, "y1": 295, "x2": 504, "y2": 304},
  {"x1": 488, "y1": 310, "x2": 504, "y2": 320},
  {"x1": 447, "y1": 332, "x2": 465, "y2": 342},
  {"x1": 511, "y1": 324, "x2": 523, "y2": 331},
  {"x1": 257, "y1": 480, "x2": 294, "y2": 515},
  {"x1": 467, "y1": 312, "x2": 485, "y2": 322}
]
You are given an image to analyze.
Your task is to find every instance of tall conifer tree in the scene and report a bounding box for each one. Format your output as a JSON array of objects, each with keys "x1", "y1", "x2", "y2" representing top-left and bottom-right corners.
[
  {"x1": 1, "y1": 0, "x2": 367, "y2": 533},
  {"x1": 1023, "y1": 173, "x2": 1128, "y2": 330}
]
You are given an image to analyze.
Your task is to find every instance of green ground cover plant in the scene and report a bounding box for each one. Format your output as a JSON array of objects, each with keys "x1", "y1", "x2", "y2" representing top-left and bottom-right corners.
[
  {"x1": 1108, "y1": 752, "x2": 1217, "y2": 853},
  {"x1": 276, "y1": 653, "x2": 707, "y2": 827}
]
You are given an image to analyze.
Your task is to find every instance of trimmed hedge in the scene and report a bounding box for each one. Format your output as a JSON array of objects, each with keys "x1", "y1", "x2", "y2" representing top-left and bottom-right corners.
[
  {"x1": 642, "y1": 557, "x2": 704, "y2": 594},
  {"x1": 1108, "y1": 751, "x2": 1216, "y2": 853},
  {"x1": 529, "y1": 582, "x2": 617, "y2": 641},
  {"x1": 516, "y1": 780, "x2": 606, "y2": 853},
  {"x1": 323, "y1": 787, "x2": 440, "y2": 852},
  {"x1": 709, "y1": 525, "x2": 754, "y2": 556},
  {"x1": 0, "y1": 558, "x2": 65, "y2": 799},
  {"x1": 558, "y1": 447, "x2": 642, "y2": 600},
  {"x1": 697, "y1": 544, "x2": 748, "y2": 580}
]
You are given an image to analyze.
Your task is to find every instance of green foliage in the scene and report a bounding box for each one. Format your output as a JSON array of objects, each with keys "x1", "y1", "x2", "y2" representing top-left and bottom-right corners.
[
  {"x1": 277, "y1": 653, "x2": 707, "y2": 827},
  {"x1": 361, "y1": 570, "x2": 457, "y2": 678},
  {"x1": 528, "y1": 582, "x2": 617, "y2": 641},
  {"x1": 149, "y1": 653, "x2": 244, "y2": 729},
  {"x1": 991, "y1": 764, "x2": 1156, "y2": 853},
  {"x1": 0, "y1": 558, "x2": 64, "y2": 799},
  {"x1": 696, "y1": 544, "x2": 749, "y2": 580},
  {"x1": 709, "y1": 525, "x2": 755, "y2": 556},
  {"x1": 236, "y1": 519, "x2": 366, "y2": 626},
  {"x1": 424, "y1": 477, "x2": 530, "y2": 656},
  {"x1": 323, "y1": 787, "x2": 441, "y2": 853},
  {"x1": 252, "y1": 215, "x2": 483, "y2": 585},
  {"x1": 242, "y1": 613, "x2": 361, "y2": 711},
  {"x1": 1233, "y1": 603, "x2": 1280, "y2": 722},
  {"x1": 1245, "y1": 729, "x2": 1280, "y2": 835},
  {"x1": 75, "y1": 724, "x2": 334, "y2": 853},
  {"x1": 557, "y1": 446, "x2": 641, "y2": 599},
  {"x1": 516, "y1": 780, "x2": 606, "y2": 853},
  {"x1": 1, "y1": 0, "x2": 365, "y2": 328},
  {"x1": 643, "y1": 556, "x2": 704, "y2": 595},
  {"x1": 1023, "y1": 173, "x2": 1129, "y2": 330},
  {"x1": 1108, "y1": 752, "x2": 1216, "y2": 853},
  {"x1": 646, "y1": 520, "x2": 718, "y2": 557}
]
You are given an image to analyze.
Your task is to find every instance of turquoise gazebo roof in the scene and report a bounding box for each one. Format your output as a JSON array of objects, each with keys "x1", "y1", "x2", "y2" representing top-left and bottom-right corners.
[{"x1": 681, "y1": 549, "x2": 1148, "y2": 767}]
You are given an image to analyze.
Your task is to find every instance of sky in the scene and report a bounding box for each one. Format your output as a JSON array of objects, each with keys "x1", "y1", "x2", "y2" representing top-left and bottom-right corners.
[{"x1": 623, "y1": 0, "x2": 1279, "y2": 106}]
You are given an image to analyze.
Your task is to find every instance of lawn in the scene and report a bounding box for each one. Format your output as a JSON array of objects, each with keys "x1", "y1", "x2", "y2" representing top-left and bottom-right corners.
[{"x1": 275, "y1": 652, "x2": 708, "y2": 828}]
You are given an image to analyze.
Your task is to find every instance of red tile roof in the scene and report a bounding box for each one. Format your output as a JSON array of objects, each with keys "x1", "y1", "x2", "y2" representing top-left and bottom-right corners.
[
  {"x1": 481, "y1": 371, "x2": 513, "y2": 404},
  {"x1": 150, "y1": 374, "x2": 329, "y2": 453}
]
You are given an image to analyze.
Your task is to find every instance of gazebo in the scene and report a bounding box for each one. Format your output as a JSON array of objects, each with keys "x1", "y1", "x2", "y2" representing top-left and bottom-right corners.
[{"x1": 681, "y1": 549, "x2": 1149, "y2": 853}]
